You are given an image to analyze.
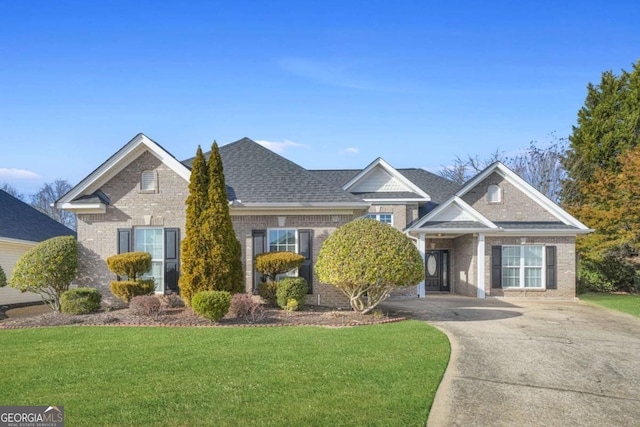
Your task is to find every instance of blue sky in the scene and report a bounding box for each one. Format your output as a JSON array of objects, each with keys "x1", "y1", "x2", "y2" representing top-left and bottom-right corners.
[{"x1": 1, "y1": 0, "x2": 639, "y2": 195}]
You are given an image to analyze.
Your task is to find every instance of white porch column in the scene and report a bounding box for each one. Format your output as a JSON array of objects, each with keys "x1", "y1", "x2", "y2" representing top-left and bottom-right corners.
[
  {"x1": 417, "y1": 233, "x2": 426, "y2": 298},
  {"x1": 477, "y1": 233, "x2": 486, "y2": 298}
]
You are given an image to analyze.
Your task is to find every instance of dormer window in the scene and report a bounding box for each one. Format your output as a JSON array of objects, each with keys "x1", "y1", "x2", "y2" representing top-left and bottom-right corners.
[
  {"x1": 487, "y1": 184, "x2": 501, "y2": 203},
  {"x1": 141, "y1": 170, "x2": 157, "y2": 192}
]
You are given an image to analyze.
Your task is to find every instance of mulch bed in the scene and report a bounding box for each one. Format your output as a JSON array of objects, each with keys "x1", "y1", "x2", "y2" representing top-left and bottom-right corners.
[{"x1": 0, "y1": 304, "x2": 405, "y2": 329}]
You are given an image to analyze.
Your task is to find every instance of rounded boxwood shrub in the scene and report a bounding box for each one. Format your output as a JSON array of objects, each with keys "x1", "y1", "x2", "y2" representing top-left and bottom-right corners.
[
  {"x1": 110, "y1": 279, "x2": 156, "y2": 303},
  {"x1": 61, "y1": 287, "x2": 102, "y2": 314},
  {"x1": 191, "y1": 290, "x2": 232, "y2": 322},
  {"x1": 276, "y1": 277, "x2": 308, "y2": 310}
]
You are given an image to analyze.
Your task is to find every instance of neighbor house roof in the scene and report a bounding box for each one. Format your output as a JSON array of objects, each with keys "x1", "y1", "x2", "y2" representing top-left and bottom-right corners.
[
  {"x1": 0, "y1": 190, "x2": 76, "y2": 243},
  {"x1": 183, "y1": 138, "x2": 369, "y2": 208}
]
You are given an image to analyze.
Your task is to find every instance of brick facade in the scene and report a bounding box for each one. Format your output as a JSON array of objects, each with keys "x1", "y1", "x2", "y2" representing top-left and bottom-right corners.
[
  {"x1": 462, "y1": 172, "x2": 557, "y2": 222},
  {"x1": 76, "y1": 150, "x2": 360, "y2": 307}
]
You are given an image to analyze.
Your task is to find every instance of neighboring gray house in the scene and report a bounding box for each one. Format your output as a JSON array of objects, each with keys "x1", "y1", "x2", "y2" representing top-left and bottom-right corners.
[
  {"x1": 0, "y1": 190, "x2": 76, "y2": 305},
  {"x1": 56, "y1": 134, "x2": 590, "y2": 306}
]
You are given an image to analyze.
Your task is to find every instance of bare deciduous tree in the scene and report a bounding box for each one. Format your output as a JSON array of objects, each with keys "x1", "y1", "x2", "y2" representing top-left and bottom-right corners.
[{"x1": 30, "y1": 179, "x2": 76, "y2": 230}]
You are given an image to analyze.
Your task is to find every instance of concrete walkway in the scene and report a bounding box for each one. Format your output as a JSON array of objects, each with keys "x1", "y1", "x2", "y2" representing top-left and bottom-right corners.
[{"x1": 380, "y1": 296, "x2": 640, "y2": 427}]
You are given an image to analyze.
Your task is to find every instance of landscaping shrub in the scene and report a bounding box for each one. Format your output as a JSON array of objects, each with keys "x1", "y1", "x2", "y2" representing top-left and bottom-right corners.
[
  {"x1": 255, "y1": 252, "x2": 305, "y2": 282},
  {"x1": 578, "y1": 255, "x2": 638, "y2": 293},
  {"x1": 130, "y1": 295, "x2": 163, "y2": 319},
  {"x1": 315, "y1": 218, "x2": 423, "y2": 314},
  {"x1": 258, "y1": 281, "x2": 278, "y2": 306},
  {"x1": 61, "y1": 287, "x2": 102, "y2": 315},
  {"x1": 9, "y1": 235, "x2": 78, "y2": 312},
  {"x1": 0, "y1": 264, "x2": 6, "y2": 288},
  {"x1": 161, "y1": 293, "x2": 184, "y2": 308},
  {"x1": 276, "y1": 277, "x2": 308, "y2": 310},
  {"x1": 228, "y1": 293, "x2": 265, "y2": 322},
  {"x1": 106, "y1": 252, "x2": 152, "y2": 280},
  {"x1": 191, "y1": 290, "x2": 232, "y2": 321},
  {"x1": 110, "y1": 279, "x2": 156, "y2": 303}
]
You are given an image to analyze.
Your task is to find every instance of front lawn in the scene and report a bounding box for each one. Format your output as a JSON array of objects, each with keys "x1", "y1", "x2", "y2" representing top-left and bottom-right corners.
[
  {"x1": 580, "y1": 293, "x2": 640, "y2": 318},
  {"x1": 0, "y1": 321, "x2": 449, "y2": 426}
]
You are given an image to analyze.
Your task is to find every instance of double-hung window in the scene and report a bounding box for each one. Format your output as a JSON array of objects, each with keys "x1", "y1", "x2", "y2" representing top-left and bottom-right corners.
[
  {"x1": 502, "y1": 245, "x2": 544, "y2": 289},
  {"x1": 268, "y1": 229, "x2": 298, "y2": 278},
  {"x1": 366, "y1": 213, "x2": 393, "y2": 225},
  {"x1": 134, "y1": 228, "x2": 164, "y2": 292}
]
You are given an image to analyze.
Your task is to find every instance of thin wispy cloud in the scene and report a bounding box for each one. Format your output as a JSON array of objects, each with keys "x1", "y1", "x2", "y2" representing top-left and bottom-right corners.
[
  {"x1": 256, "y1": 139, "x2": 308, "y2": 153},
  {"x1": 343, "y1": 147, "x2": 359, "y2": 153},
  {"x1": 277, "y1": 57, "x2": 412, "y2": 93},
  {"x1": 0, "y1": 168, "x2": 41, "y2": 180}
]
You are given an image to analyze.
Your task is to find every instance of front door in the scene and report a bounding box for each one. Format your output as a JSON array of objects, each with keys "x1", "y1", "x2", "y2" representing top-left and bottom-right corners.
[{"x1": 424, "y1": 250, "x2": 450, "y2": 292}]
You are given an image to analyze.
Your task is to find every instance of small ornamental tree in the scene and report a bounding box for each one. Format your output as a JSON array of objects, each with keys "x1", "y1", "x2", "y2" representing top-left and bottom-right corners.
[
  {"x1": 9, "y1": 235, "x2": 78, "y2": 312},
  {"x1": 315, "y1": 218, "x2": 424, "y2": 314},
  {"x1": 106, "y1": 252, "x2": 155, "y2": 302},
  {"x1": 180, "y1": 142, "x2": 244, "y2": 306},
  {"x1": 0, "y1": 264, "x2": 6, "y2": 288},
  {"x1": 106, "y1": 252, "x2": 152, "y2": 280},
  {"x1": 255, "y1": 252, "x2": 305, "y2": 282}
]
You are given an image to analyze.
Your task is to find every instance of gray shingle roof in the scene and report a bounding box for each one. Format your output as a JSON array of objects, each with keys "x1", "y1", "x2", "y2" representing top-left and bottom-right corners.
[
  {"x1": 309, "y1": 168, "x2": 459, "y2": 204},
  {"x1": 419, "y1": 221, "x2": 490, "y2": 229},
  {"x1": 0, "y1": 190, "x2": 76, "y2": 242},
  {"x1": 494, "y1": 221, "x2": 578, "y2": 230},
  {"x1": 183, "y1": 138, "x2": 368, "y2": 205}
]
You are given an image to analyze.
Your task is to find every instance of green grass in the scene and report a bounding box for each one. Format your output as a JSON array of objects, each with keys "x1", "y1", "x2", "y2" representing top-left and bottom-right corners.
[
  {"x1": 0, "y1": 321, "x2": 449, "y2": 426},
  {"x1": 580, "y1": 293, "x2": 640, "y2": 318}
]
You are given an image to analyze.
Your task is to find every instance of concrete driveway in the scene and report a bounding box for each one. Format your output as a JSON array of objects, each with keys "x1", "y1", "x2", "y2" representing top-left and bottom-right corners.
[{"x1": 380, "y1": 296, "x2": 640, "y2": 427}]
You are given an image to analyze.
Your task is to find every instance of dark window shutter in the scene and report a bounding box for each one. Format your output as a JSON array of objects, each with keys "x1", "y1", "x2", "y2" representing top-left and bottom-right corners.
[
  {"x1": 546, "y1": 246, "x2": 557, "y2": 290},
  {"x1": 164, "y1": 228, "x2": 180, "y2": 294},
  {"x1": 298, "y1": 229, "x2": 313, "y2": 294},
  {"x1": 117, "y1": 228, "x2": 132, "y2": 254},
  {"x1": 491, "y1": 246, "x2": 502, "y2": 289},
  {"x1": 116, "y1": 229, "x2": 132, "y2": 281},
  {"x1": 252, "y1": 230, "x2": 266, "y2": 292}
]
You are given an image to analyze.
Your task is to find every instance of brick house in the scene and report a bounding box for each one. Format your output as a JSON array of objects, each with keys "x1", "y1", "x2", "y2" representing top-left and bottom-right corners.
[{"x1": 56, "y1": 134, "x2": 590, "y2": 305}]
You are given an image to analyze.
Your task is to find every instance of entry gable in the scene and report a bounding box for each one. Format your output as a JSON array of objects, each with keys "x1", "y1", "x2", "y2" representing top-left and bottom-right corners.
[
  {"x1": 342, "y1": 158, "x2": 430, "y2": 201},
  {"x1": 56, "y1": 133, "x2": 191, "y2": 213},
  {"x1": 407, "y1": 196, "x2": 497, "y2": 233},
  {"x1": 457, "y1": 162, "x2": 589, "y2": 230}
]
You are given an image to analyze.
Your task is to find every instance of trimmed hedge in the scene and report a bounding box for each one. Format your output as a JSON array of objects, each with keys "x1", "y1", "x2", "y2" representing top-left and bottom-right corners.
[
  {"x1": 276, "y1": 277, "x2": 308, "y2": 310},
  {"x1": 106, "y1": 252, "x2": 152, "y2": 280},
  {"x1": 61, "y1": 287, "x2": 102, "y2": 315},
  {"x1": 191, "y1": 290, "x2": 232, "y2": 322},
  {"x1": 110, "y1": 279, "x2": 156, "y2": 303}
]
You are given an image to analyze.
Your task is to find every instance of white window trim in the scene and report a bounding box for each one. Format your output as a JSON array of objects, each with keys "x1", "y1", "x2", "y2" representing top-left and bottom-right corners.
[
  {"x1": 366, "y1": 213, "x2": 394, "y2": 226},
  {"x1": 487, "y1": 184, "x2": 502, "y2": 203},
  {"x1": 501, "y1": 245, "x2": 545, "y2": 289},
  {"x1": 134, "y1": 227, "x2": 164, "y2": 293}
]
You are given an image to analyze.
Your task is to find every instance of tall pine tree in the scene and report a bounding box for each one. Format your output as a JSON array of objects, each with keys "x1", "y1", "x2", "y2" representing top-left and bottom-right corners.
[
  {"x1": 180, "y1": 143, "x2": 244, "y2": 305},
  {"x1": 562, "y1": 60, "x2": 640, "y2": 206},
  {"x1": 202, "y1": 142, "x2": 244, "y2": 294},
  {"x1": 179, "y1": 146, "x2": 210, "y2": 305}
]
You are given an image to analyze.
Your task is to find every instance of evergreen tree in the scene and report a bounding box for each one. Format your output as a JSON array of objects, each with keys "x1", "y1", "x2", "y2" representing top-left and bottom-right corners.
[
  {"x1": 562, "y1": 60, "x2": 640, "y2": 206},
  {"x1": 180, "y1": 143, "x2": 244, "y2": 305},
  {"x1": 202, "y1": 142, "x2": 244, "y2": 294},
  {"x1": 179, "y1": 146, "x2": 210, "y2": 305}
]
